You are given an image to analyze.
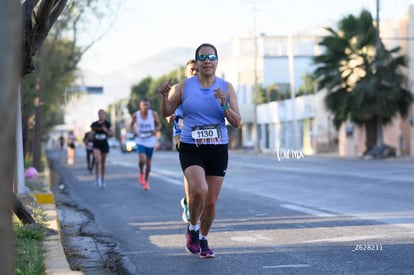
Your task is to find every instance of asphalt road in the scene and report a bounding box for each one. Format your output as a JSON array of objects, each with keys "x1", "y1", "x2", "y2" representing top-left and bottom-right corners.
[{"x1": 48, "y1": 147, "x2": 414, "y2": 275}]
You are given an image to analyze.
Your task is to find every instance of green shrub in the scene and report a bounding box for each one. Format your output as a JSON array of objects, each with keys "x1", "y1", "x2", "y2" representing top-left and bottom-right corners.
[{"x1": 14, "y1": 205, "x2": 46, "y2": 275}]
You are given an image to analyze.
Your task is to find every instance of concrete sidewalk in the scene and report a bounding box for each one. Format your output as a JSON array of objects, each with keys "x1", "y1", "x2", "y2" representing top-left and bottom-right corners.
[
  {"x1": 41, "y1": 203, "x2": 83, "y2": 275},
  {"x1": 26, "y1": 161, "x2": 83, "y2": 275}
]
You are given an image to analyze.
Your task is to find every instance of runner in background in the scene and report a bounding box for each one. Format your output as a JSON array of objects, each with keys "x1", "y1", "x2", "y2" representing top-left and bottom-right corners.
[
  {"x1": 90, "y1": 109, "x2": 113, "y2": 188},
  {"x1": 83, "y1": 131, "x2": 95, "y2": 174},
  {"x1": 130, "y1": 98, "x2": 162, "y2": 191},
  {"x1": 165, "y1": 59, "x2": 197, "y2": 223}
]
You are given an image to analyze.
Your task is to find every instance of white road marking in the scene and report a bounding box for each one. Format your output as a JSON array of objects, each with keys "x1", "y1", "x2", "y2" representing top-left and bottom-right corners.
[
  {"x1": 280, "y1": 203, "x2": 335, "y2": 217},
  {"x1": 303, "y1": 235, "x2": 387, "y2": 243},
  {"x1": 230, "y1": 235, "x2": 272, "y2": 243},
  {"x1": 263, "y1": 264, "x2": 310, "y2": 269},
  {"x1": 109, "y1": 160, "x2": 135, "y2": 167},
  {"x1": 151, "y1": 171, "x2": 182, "y2": 186},
  {"x1": 110, "y1": 160, "x2": 183, "y2": 185}
]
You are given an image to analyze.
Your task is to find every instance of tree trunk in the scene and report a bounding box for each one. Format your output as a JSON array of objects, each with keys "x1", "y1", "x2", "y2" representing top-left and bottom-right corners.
[
  {"x1": 376, "y1": 115, "x2": 384, "y2": 147},
  {"x1": 20, "y1": 84, "x2": 32, "y2": 160},
  {"x1": 365, "y1": 117, "x2": 377, "y2": 154},
  {"x1": 32, "y1": 45, "x2": 45, "y2": 170},
  {"x1": 0, "y1": 0, "x2": 22, "y2": 273}
]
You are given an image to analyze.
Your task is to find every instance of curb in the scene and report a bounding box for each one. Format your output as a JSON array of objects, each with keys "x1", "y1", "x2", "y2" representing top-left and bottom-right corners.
[
  {"x1": 40, "y1": 203, "x2": 82, "y2": 275},
  {"x1": 33, "y1": 159, "x2": 84, "y2": 275}
]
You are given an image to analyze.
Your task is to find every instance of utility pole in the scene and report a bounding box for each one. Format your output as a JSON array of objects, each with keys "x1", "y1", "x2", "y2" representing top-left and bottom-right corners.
[
  {"x1": 288, "y1": 34, "x2": 298, "y2": 150},
  {"x1": 111, "y1": 103, "x2": 116, "y2": 137},
  {"x1": 375, "y1": 0, "x2": 383, "y2": 147},
  {"x1": 252, "y1": 0, "x2": 259, "y2": 153},
  {"x1": 242, "y1": 0, "x2": 267, "y2": 153}
]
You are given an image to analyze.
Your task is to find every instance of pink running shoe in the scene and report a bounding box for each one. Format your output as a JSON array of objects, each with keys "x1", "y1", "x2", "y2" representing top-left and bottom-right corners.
[
  {"x1": 143, "y1": 181, "x2": 150, "y2": 191},
  {"x1": 185, "y1": 225, "x2": 200, "y2": 255},
  {"x1": 139, "y1": 173, "x2": 145, "y2": 185},
  {"x1": 199, "y1": 239, "x2": 215, "y2": 258}
]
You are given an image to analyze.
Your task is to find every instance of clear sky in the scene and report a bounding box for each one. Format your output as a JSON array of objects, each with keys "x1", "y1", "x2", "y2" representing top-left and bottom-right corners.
[{"x1": 78, "y1": 0, "x2": 414, "y2": 74}]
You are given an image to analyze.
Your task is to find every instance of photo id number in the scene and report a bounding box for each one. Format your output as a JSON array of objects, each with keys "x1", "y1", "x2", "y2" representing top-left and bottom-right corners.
[{"x1": 352, "y1": 244, "x2": 383, "y2": 252}]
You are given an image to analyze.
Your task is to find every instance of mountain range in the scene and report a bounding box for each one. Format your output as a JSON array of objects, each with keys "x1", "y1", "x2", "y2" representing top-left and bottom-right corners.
[{"x1": 78, "y1": 46, "x2": 198, "y2": 102}]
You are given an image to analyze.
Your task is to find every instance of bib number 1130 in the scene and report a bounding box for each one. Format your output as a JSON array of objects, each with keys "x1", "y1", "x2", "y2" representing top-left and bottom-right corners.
[{"x1": 191, "y1": 124, "x2": 221, "y2": 141}]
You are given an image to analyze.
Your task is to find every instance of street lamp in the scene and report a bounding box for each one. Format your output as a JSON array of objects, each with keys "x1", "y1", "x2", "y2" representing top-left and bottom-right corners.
[{"x1": 64, "y1": 85, "x2": 103, "y2": 104}]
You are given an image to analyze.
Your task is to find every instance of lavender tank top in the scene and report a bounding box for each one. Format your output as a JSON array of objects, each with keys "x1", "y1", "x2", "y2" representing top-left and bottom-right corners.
[{"x1": 180, "y1": 77, "x2": 229, "y2": 145}]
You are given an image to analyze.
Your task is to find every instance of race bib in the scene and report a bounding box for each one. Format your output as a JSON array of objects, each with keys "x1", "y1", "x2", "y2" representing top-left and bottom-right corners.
[
  {"x1": 95, "y1": 133, "x2": 106, "y2": 140},
  {"x1": 178, "y1": 118, "x2": 184, "y2": 129},
  {"x1": 191, "y1": 124, "x2": 221, "y2": 144},
  {"x1": 139, "y1": 131, "x2": 153, "y2": 138}
]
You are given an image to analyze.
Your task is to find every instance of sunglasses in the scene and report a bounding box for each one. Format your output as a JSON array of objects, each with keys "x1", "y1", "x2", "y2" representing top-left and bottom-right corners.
[{"x1": 196, "y1": 54, "x2": 218, "y2": 61}]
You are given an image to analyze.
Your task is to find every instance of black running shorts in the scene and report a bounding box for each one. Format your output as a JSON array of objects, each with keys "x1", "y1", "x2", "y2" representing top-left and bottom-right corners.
[
  {"x1": 93, "y1": 140, "x2": 109, "y2": 154},
  {"x1": 179, "y1": 142, "x2": 228, "y2": 177}
]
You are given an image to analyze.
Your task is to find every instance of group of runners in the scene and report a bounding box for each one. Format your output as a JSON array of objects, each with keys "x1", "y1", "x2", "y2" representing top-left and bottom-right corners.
[{"x1": 72, "y1": 43, "x2": 241, "y2": 259}]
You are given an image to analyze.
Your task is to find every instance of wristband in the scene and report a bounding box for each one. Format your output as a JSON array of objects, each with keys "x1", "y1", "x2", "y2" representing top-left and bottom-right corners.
[{"x1": 222, "y1": 102, "x2": 230, "y2": 110}]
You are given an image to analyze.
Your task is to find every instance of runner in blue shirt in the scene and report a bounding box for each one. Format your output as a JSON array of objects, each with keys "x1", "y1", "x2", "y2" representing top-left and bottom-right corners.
[{"x1": 159, "y1": 43, "x2": 241, "y2": 259}]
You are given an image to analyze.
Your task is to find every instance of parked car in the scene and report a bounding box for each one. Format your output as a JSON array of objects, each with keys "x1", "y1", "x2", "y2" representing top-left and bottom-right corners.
[{"x1": 121, "y1": 133, "x2": 137, "y2": 153}]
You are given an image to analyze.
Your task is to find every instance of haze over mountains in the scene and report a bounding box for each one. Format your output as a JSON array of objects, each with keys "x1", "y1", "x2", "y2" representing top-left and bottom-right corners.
[{"x1": 77, "y1": 46, "x2": 195, "y2": 102}]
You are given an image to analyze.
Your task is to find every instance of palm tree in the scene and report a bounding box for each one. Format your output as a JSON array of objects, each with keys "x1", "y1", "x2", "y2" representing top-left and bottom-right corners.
[{"x1": 312, "y1": 9, "x2": 412, "y2": 154}]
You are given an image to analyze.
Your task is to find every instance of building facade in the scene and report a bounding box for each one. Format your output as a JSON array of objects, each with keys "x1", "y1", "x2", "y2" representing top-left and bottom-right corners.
[
  {"x1": 219, "y1": 33, "x2": 338, "y2": 154},
  {"x1": 220, "y1": 7, "x2": 414, "y2": 157}
]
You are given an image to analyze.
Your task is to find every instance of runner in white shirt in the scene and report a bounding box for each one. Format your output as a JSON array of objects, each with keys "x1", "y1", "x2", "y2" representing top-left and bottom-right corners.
[{"x1": 130, "y1": 98, "x2": 162, "y2": 190}]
